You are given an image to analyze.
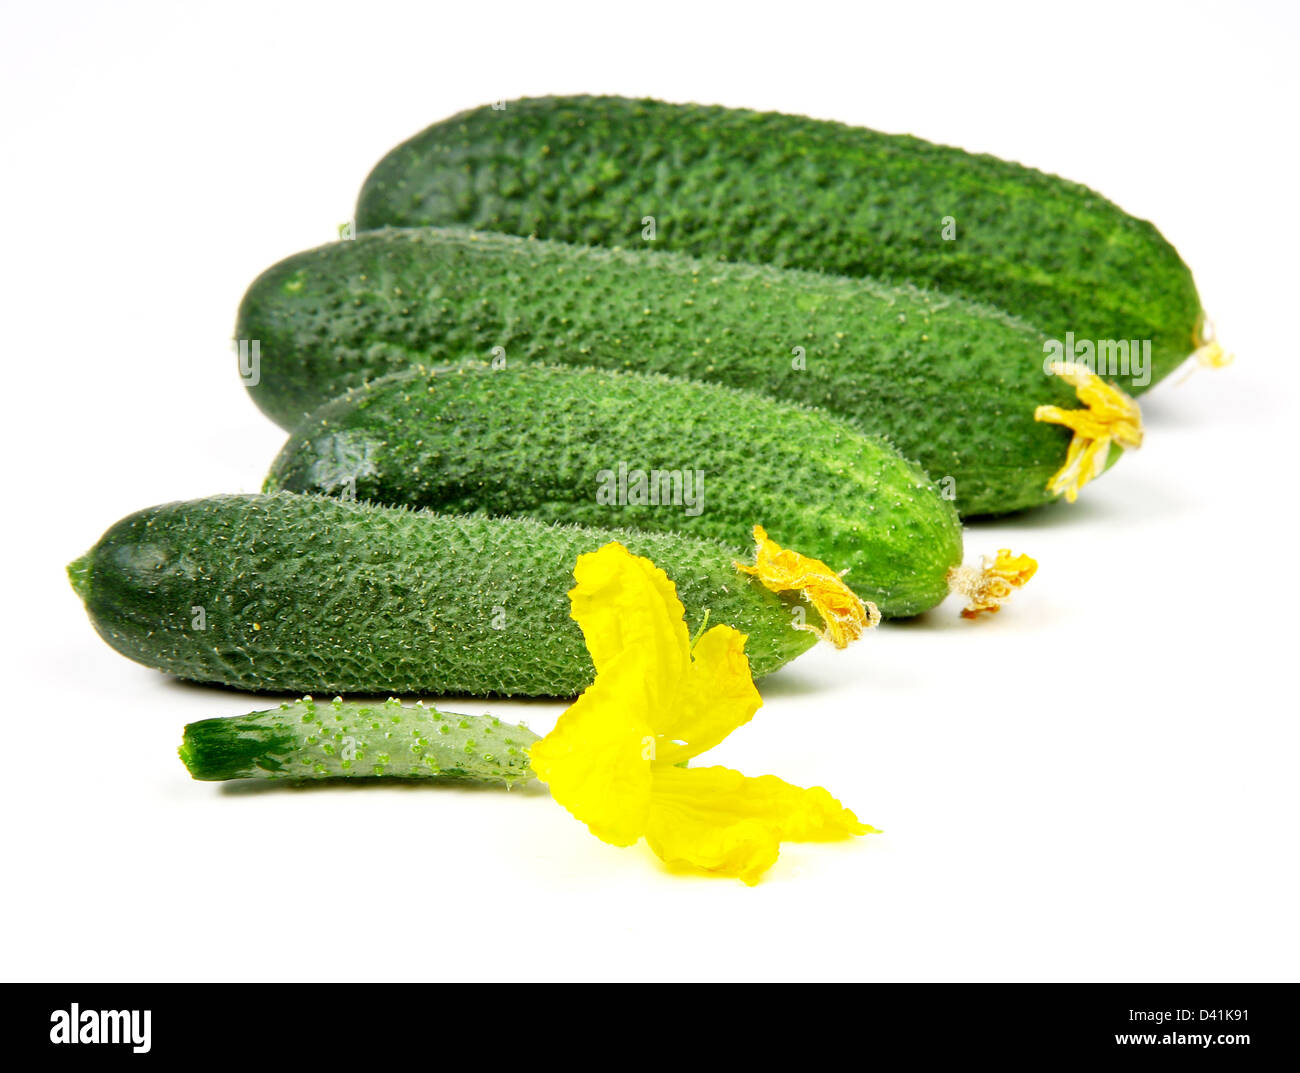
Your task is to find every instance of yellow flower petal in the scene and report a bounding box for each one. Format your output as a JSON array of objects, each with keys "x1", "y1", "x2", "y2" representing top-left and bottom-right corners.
[
  {"x1": 568, "y1": 542, "x2": 689, "y2": 706},
  {"x1": 644, "y1": 765, "x2": 876, "y2": 885},
  {"x1": 653, "y1": 624, "x2": 762, "y2": 767},
  {"x1": 735, "y1": 525, "x2": 878, "y2": 648},
  {"x1": 531, "y1": 542, "x2": 683, "y2": 847},
  {"x1": 528, "y1": 660, "x2": 654, "y2": 847},
  {"x1": 1034, "y1": 362, "x2": 1143, "y2": 503},
  {"x1": 947, "y1": 548, "x2": 1038, "y2": 619}
]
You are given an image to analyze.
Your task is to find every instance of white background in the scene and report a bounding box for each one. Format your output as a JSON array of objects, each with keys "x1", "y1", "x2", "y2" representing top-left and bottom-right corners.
[{"x1": 2, "y1": 0, "x2": 1296, "y2": 982}]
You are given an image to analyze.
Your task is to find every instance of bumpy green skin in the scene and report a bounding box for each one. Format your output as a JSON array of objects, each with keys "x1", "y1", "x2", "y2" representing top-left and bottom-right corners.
[
  {"x1": 180, "y1": 697, "x2": 538, "y2": 783},
  {"x1": 236, "y1": 229, "x2": 1099, "y2": 516},
  {"x1": 355, "y1": 96, "x2": 1204, "y2": 391},
  {"x1": 265, "y1": 363, "x2": 961, "y2": 615},
  {"x1": 68, "y1": 493, "x2": 815, "y2": 698}
]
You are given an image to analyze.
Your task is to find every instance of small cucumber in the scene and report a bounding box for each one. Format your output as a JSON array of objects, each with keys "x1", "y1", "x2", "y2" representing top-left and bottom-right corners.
[
  {"x1": 354, "y1": 96, "x2": 1206, "y2": 389},
  {"x1": 235, "y1": 228, "x2": 1115, "y2": 516},
  {"x1": 68, "y1": 493, "x2": 816, "y2": 697},
  {"x1": 180, "y1": 697, "x2": 538, "y2": 784},
  {"x1": 264, "y1": 362, "x2": 962, "y2": 617}
]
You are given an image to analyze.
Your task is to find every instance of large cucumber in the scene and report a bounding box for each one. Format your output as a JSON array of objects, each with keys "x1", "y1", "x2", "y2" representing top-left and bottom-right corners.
[
  {"x1": 236, "y1": 228, "x2": 1110, "y2": 516},
  {"x1": 67, "y1": 493, "x2": 816, "y2": 698},
  {"x1": 264, "y1": 362, "x2": 963, "y2": 617},
  {"x1": 354, "y1": 95, "x2": 1205, "y2": 389}
]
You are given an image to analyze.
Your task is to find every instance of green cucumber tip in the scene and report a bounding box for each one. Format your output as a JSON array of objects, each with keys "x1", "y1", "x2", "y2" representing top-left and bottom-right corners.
[{"x1": 67, "y1": 553, "x2": 92, "y2": 602}]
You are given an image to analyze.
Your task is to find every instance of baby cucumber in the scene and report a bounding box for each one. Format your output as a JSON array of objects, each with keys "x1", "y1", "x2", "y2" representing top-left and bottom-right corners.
[
  {"x1": 354, "y1": 95, "x2": 1206, "y2": 389},
  {"x1": 264, "y1": 362, "x2": 963, "y2": 617},
  {"x1": 236, "y1": 228, "x2": 1114, "y2": 516},
  {"x1": 67, "y1": 493, "x2": 816, "y2": 697},
  {"x1": 180, "y1": 697, "x2": 538, "y2": 784}
]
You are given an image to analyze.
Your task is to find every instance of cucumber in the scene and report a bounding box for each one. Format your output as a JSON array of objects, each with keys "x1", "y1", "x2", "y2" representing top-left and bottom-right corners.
[
  {"x1": 235, "y1": 228, "x2": 1108, "y2": 516},
  {"x1": 264, "y1": 362, "x2": 962, "y2": 617},
  {"x1": 355, "y1": 95, "x2": 1205, "y2": 391},
  {"x1": 67, "y1": 493, "x2": 816, "y2": 697},
  {"x1": 180, "y1": 697, "x2": 538, "y2": 784}
]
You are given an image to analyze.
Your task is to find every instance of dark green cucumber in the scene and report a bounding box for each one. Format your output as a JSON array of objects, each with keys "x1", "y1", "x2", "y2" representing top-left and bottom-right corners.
[
  {"x1": 355, "y1": 95, "x2": 1204, "y2": 390},
  {"x1": 235, "y1": 228, "x2": 1103, "y2": 516},
  {"x1": 68, "y1": 493, "x2": 815, "y2": 698},
  {"x1": 264, "y1": 362, "x2": 962, "y2": 616},
  {"x1": 180, "y1": 697, "x2": 538, "y2": 783}
]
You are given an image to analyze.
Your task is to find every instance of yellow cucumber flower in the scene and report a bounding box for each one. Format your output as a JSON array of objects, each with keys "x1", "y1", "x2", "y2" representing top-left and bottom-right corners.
[
  {"x1": 735, "y1": 525, "x2": 879, "y2": 648},
  {"x1": 1192, "y1": 317, "x2": 1235, "y2": 369},
  {"x1": 1178, "y1": 319, "x2": 1235, "y2": 383},
  {"x1": 529, "y1": 542, "x2": 873, "y2": 885},
  {"x1": 1191, "y1": 339, "x2": 1234, "y2": 370},
  {"x1": 1034, "y1": 362, "x2": 1143, "y2": 503},
  {"x1": 947, "y1": 549, "x2": 1038, "y2": 619}
]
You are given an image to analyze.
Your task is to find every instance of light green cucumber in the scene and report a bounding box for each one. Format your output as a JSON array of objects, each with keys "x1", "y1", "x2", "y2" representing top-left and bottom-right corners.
[
  {"x1": 264, "y1": 362, "x2": 963, "y2": 617},
  {"x1": 180, "y1": 697, "x2": 538, "y2": 783}
]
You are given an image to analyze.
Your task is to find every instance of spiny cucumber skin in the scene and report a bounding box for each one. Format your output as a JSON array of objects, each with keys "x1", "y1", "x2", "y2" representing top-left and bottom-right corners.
[
  {"x1": 265, "y1": 362, "x2": 962, "y2": 616},
  {"x1": 354, "y1": 96, "x2": 1203, "y2": 391},
  {"x1": 235, "y1": 228, "x2": 1088, "y2": 517},
  {"x1": 180, "y1": 698, "x2": 538, "y2": 783},
  {"x1": 69, "y1": 493, "x2": 815, "y2": 698}
]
